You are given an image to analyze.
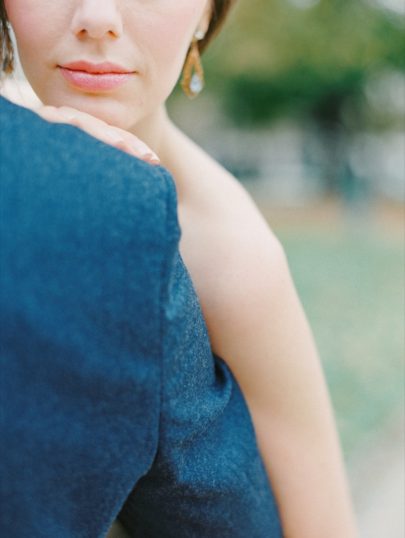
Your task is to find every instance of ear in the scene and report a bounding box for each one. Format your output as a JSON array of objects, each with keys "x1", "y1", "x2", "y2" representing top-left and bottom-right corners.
[{"x1": 196, "y1": 1, "x2": 212, "y2": 37}]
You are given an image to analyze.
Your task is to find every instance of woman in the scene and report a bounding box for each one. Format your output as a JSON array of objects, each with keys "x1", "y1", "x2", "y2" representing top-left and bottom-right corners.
[{"x1": 1, "y1": 1, "x2": 358, "y2": 536}]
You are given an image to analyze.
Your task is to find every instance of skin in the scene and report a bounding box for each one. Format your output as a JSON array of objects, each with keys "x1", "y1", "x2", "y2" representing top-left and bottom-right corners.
[
  {"x1": 4, "y1": 0, "x2": 210, "y2": 130},
  {"x1": 4, "y1": 1, "x2": 358, "y2": 536}
]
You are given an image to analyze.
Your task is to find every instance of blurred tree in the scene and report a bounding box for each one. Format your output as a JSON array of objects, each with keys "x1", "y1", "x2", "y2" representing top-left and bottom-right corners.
[
  {"x1": 205, "y1": 0, "x2": 404, "y2": 125},
  {"x1": 200, "y1": 0, "x2": 404, "y2": 193}
]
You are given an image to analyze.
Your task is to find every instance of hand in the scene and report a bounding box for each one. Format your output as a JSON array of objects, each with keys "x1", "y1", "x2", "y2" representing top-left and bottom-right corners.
[{"x1": 35, "y1": 105, "x2": 160, "y2": 166}]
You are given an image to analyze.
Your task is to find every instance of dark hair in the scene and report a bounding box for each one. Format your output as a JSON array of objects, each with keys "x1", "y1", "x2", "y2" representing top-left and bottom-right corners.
[
  {"x1": 199, "y1": 0, "x2": 236, "y2": 53},
  {"x1": 0, "y1": 0, "x2": 235, "y2": 75},
  {"x1": 0, "y1": 1, "x2": 13, "y2": 74}
]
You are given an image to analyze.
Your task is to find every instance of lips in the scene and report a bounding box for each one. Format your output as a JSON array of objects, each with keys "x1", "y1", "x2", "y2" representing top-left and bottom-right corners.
[{"x1": 59, "y1": 61, "x2": 135, "y2": 92}]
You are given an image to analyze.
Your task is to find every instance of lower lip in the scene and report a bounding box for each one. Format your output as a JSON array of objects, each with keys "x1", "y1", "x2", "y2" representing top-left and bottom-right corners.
[{"x1": 59, "y1": 67, "x2": 133, "y2": 91}]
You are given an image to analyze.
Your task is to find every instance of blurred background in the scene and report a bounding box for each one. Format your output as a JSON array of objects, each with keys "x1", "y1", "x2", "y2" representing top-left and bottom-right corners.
[{"x1": 167, "y1": 0, "x2": 404, "y2": 536}]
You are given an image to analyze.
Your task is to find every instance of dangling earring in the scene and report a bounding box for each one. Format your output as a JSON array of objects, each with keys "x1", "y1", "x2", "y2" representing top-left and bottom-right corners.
[{"x1": 181, "y1": 30, "x2": 205, "y2": 99}]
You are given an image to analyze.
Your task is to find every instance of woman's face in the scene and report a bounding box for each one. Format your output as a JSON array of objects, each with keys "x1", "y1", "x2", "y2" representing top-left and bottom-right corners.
[{"x1": 5, "y1": 0, "x2": 211, "y2": 129}]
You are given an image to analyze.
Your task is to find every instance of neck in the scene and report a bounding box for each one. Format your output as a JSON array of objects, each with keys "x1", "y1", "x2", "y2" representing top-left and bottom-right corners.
[
  {"x1": 128, "y1": 105, "x2": 188, "y2": 199},
  {"x1": 127, "y1": 104, "x2": 172, "y2": 159}
]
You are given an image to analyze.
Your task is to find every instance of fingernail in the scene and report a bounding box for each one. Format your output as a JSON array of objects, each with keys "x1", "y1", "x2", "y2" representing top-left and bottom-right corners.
[
  {"x1": 143, "y1": 151, "x2": 160, "y2": 165},
  {"x1": 145, "y1": 153, "x2": 160, "y2": 164}
]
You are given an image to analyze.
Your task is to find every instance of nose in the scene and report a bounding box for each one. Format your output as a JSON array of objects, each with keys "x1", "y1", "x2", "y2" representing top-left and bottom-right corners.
[{"x1": 71, "y1": 0, "x2": 123, "y2": 39}]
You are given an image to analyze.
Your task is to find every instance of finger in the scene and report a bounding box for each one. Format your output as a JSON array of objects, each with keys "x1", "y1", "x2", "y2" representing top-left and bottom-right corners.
[
  {"x1": 51, "y1": 107, "x2": 128, "y2": 150},
  {"x1": 35, "y1": 105, "x2": 67, "y2": 123},
  {"x1": 111, "y1": 127, "x2": 160, "y2": 164},
  {"x1": 57, "y1": 106, "x2": 106, "y2": 132},
  {"x1": 114, "y1": 138, "x2": 160, "y2": 165},
  {"x1": 36, "y1": 106, "x2": 161, "y2": 165},
  {"x1": 58, "y1": 109, "x2": 160, "y2": 164}
]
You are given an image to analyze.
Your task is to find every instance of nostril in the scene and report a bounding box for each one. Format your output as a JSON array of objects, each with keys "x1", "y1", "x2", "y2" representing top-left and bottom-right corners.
[
  {"x1": 75, "y1": 29, "x2": 90, "y2": 41},
  {"x1": 74, "y1": 27, "x2": 120, "y2": 40},
  {"x1": 71, "y1": 11, "x2": 123, "y2": 40}
]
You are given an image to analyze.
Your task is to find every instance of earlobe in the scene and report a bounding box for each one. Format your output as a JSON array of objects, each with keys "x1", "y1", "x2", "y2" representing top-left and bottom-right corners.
[{"x1": 197, "y1": 1, "x2": 212, "y2": 36}]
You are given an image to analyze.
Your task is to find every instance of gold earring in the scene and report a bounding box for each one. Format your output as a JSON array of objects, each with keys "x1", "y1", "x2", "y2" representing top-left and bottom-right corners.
[{"x1": 181, "y1": 32, "x2": 205, "y2": 99}]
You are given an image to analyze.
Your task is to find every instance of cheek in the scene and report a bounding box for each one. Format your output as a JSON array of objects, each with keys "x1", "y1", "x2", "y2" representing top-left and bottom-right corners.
[
  {"x1": 5, "y1": 1, "x2": 62, "y2": 66},
  {"x1": 138, "y1": 5, "x2": 205, "y2": 96},
  {"x1": 5, "y1": 2, "x2": 35, "y2": 49}
]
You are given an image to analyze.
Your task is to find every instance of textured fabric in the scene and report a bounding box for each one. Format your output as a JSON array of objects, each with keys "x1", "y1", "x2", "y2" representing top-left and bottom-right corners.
[
  {"x1": 0, "y1": 96, "x2": 282, "y2": 537},
  {"x1": 0, "y1": 96, "x2": 177, "y2": 537},
  {"x1": 118, "y1": 252, "x2": 283, "y2": 536}
]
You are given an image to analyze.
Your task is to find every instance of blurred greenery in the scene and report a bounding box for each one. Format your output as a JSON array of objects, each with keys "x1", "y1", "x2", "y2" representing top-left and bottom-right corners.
[
  {"x1": 276, "y1": 224, "x2": 404, "y2": 455},
  {"x1": 201, "y1": 0, "x2": 405, "y2": 129}
]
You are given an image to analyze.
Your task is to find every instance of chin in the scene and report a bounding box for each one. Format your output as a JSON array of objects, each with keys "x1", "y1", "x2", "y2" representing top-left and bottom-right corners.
[
  {"x1": 85, "y1": 105, "x2": 136, "y2": 131},
  {"x1": 45, "y1": 89, "x2": 139, "y2": 130},
  {"x1": 78, "y1": 99, "x2": 138, "y2": 130}
]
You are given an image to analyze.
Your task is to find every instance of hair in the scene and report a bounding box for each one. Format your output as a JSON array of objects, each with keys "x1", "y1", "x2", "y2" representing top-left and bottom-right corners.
[
  {"x1": 199, "y1": 0, "x2": 236, "y2": 53},
  {"x1": 0, "y1": 1, "x2": 13, "y2": 74},
  {"x1": 0, "y1": 0, "x2": 235, "y2": 76}
]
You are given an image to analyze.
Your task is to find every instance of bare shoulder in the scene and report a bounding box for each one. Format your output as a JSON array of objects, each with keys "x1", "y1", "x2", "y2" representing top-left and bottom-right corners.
[{"x1": 172, "y1": 134, "x2": 294, "y2": 360}]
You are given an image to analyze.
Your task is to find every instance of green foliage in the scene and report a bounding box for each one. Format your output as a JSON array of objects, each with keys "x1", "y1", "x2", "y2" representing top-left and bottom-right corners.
[
  {"x1": 202, "y1": 0, "x2": 405, "y2": 127},
  {"x1": 222, "y1": 64, "x2": 367, "y2": 126}
]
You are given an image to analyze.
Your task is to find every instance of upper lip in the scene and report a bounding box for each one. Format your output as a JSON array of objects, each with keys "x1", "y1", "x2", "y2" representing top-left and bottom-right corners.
[{"x1": 60, "y1": 61, "x2": 134, "y2": 74}]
